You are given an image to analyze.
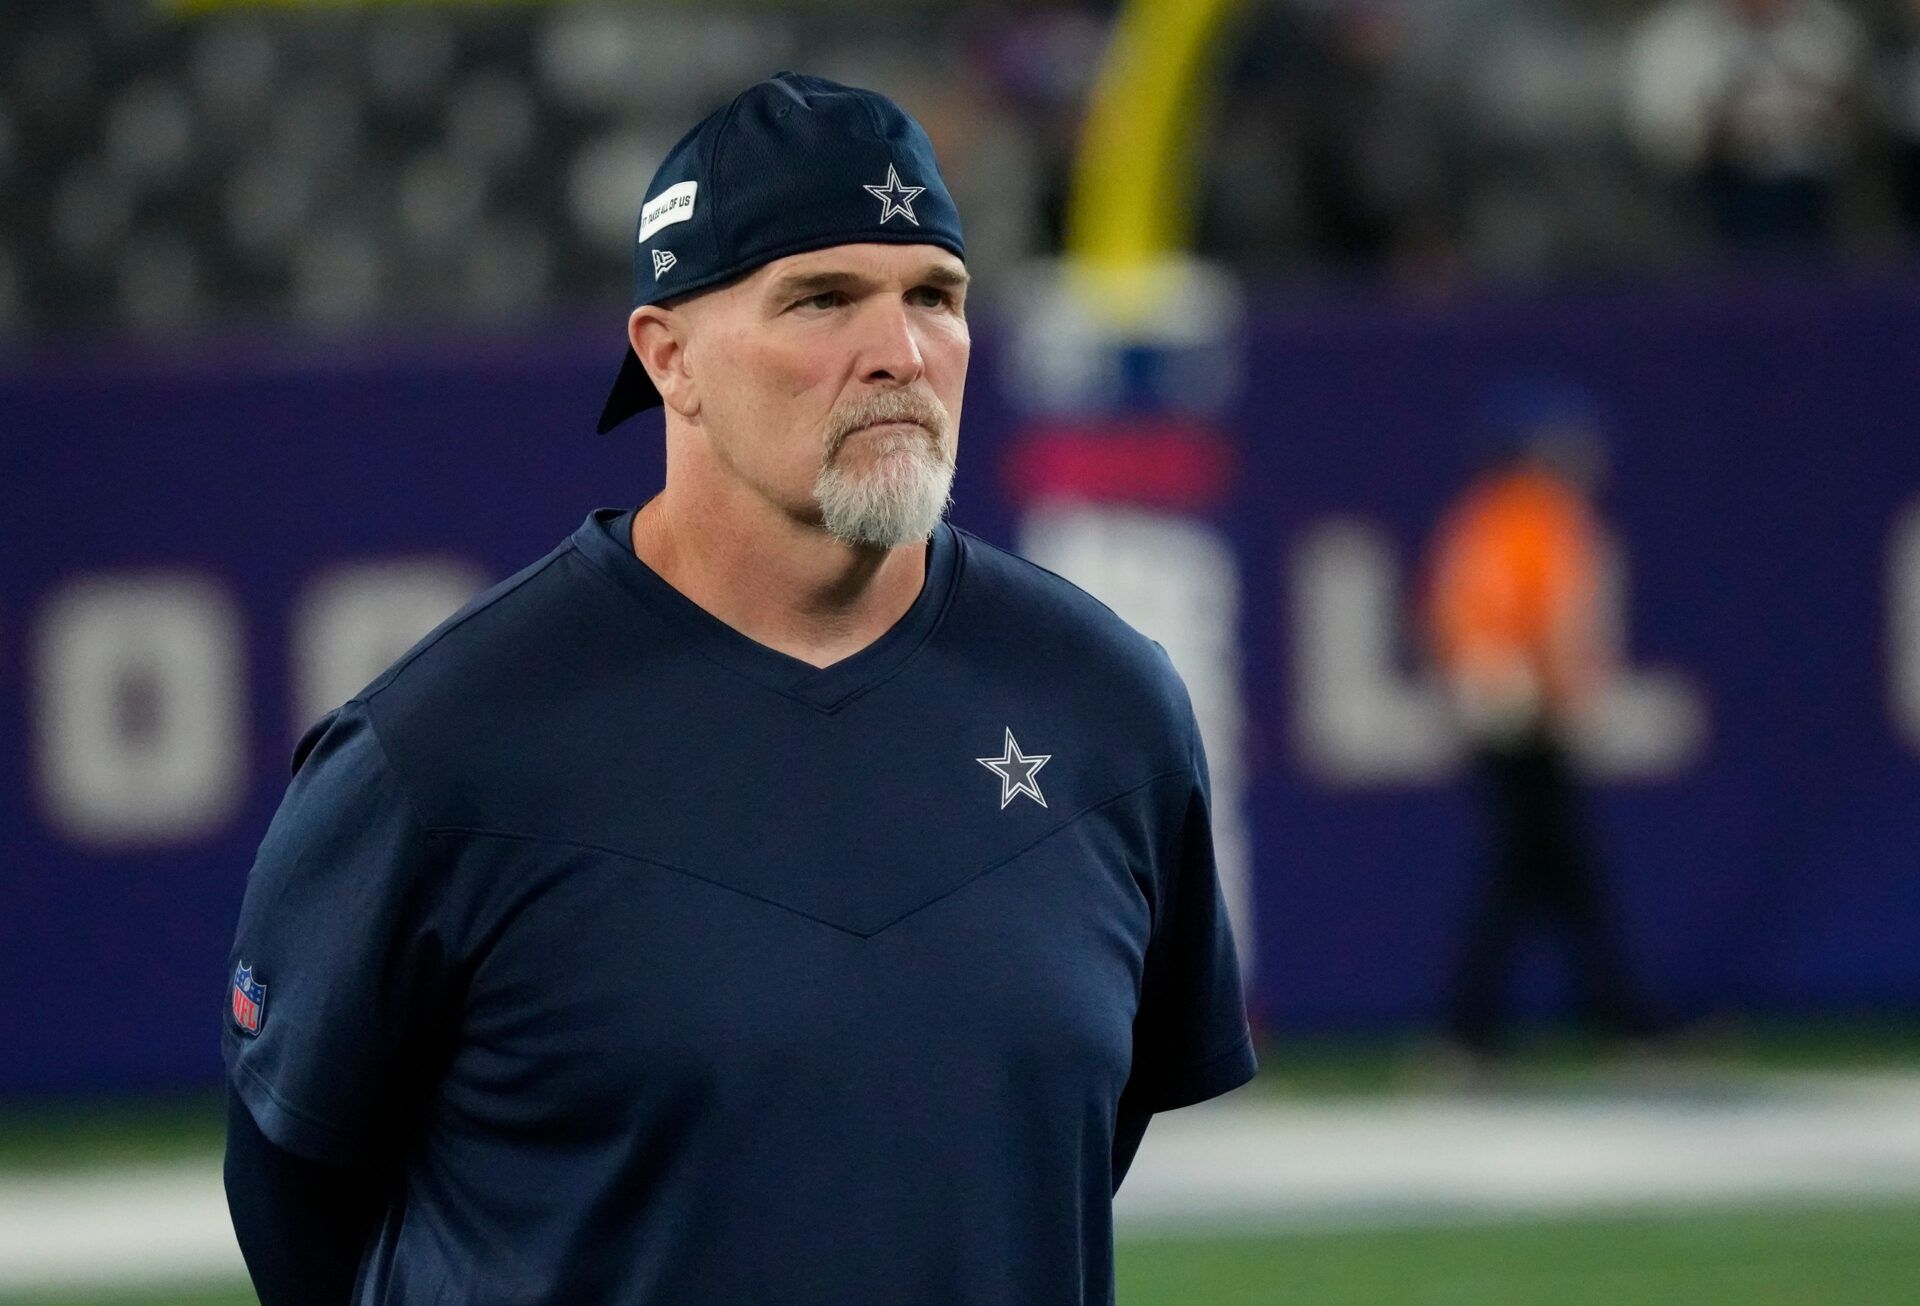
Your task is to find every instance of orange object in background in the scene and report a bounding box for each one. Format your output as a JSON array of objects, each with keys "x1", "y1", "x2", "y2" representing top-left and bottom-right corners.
[
  {"x1": 1420, "y1": 446, "x2": 1657, "y2": 1057},
  {"x1": 1422, "y1": 463, "x2": 1608, "y2": 729}
]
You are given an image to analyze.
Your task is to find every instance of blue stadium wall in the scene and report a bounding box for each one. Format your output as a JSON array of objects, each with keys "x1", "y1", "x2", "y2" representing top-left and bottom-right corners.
[{"x1": 5, "y1": 271, "x2": 1920, "y2": 1094}]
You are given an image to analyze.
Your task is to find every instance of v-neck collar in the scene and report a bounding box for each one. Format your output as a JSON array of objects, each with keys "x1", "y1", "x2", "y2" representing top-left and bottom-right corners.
[{"x1": 571, "y1": 507, "x2": 962, "y2": 712}]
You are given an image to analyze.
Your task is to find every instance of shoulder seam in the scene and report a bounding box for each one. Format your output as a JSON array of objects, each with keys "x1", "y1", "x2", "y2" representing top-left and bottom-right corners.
[
  {"x1": 346, "y1": 698, "x2": 435, "y2": 843},
  {"x1": 950, "y1": 525, "x2": 1152, "y2": 650},
  {"x1": 360, "y1": 542, "x2": 579, "y2": 705}
]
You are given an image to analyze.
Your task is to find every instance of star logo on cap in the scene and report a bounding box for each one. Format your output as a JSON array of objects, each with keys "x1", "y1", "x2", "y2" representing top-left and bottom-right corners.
[
  {"x1": 864, "y1": 164, "x2": 924, "y2": 226},
  {"x1": 976, "y1": 728, "x2": 1051, "y2": 810}
]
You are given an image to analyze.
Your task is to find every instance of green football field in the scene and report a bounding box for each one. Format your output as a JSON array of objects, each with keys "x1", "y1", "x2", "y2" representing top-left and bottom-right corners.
[
  {"x1": 1118, "y1": 1204, "x2": 1920, "y2": 1303},
  {"x1": 8, "y1": 1203, "x2": 1920, "y2": 1305}
]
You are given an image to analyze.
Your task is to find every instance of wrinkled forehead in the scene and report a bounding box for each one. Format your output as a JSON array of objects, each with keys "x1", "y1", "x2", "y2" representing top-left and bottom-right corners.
[{"x1": 750, "y1": 242, "x2": 968, "y2": 295}]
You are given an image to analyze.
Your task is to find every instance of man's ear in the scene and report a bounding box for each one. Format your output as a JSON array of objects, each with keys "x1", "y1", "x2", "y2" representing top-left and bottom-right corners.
[{"x1": 629, "y1": 305, "x2": 698, "y2": 418}]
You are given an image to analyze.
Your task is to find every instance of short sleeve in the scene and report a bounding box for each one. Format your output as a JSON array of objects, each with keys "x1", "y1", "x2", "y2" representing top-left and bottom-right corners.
[
  {"x1": 1121, "y1": 706, "x2": 1257, "y2": 1114},
  {"x1": 222, "y1": 699, "x2": 452, "y2": 1165}
]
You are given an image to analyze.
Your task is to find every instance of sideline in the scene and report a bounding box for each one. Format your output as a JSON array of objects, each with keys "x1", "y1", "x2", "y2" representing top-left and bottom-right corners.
[
  {"x1": 0, "y1": 1160, "x2": 239, "y2": 1291},
  {"x1": 5, "y1": 1073, "x2": 1920, "y2": 1293},
  {"x1": 1116, "y1": 1071, "x2": 1920, "y2": 1231}
]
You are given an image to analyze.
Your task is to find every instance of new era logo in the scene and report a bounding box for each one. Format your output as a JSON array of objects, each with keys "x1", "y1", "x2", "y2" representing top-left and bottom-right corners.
[{"x1": 652, "y1": 249, "x2": 677, "y2": 280}]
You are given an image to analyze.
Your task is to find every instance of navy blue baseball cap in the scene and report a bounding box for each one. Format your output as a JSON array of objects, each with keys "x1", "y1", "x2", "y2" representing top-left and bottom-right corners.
[{"x1": 597, "y1": 72, "x2": 966, "y2": 433}]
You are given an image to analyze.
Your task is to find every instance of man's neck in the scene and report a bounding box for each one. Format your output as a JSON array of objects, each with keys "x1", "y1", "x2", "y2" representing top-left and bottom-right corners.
[{"x1": 629, "y1": 482, "x2": 929, "y2": 671}]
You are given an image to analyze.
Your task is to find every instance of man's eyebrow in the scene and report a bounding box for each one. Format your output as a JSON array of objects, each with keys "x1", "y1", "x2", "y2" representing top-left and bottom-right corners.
[
  {"x1": 767, "y1": 264, "x2": 970, "y2": 300},
  {"x1": 768, "y1": 270, "x2": 866, "y2": 300}
]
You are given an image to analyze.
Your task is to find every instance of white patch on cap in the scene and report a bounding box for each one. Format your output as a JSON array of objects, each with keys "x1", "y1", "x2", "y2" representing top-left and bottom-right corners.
[{"x1": 637, "y1": 180, "x2": 698, "y2": 243}]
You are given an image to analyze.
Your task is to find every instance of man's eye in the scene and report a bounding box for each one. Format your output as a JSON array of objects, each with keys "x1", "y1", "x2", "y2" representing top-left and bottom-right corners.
[
  {"x1": 907, "y1": 287, "x2": 952, "y2": 308},
  {"x1": 797, "y1": 291, "x2": 845, "y2": 310}
]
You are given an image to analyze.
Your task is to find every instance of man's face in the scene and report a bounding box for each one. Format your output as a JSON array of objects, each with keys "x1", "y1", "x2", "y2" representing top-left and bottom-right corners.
[{"x1": 675, "y1": 242, "x2": 969, "y2": 549}]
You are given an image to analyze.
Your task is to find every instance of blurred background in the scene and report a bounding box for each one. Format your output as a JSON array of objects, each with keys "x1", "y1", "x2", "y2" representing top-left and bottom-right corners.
[{"x1": 5, "y1": 0, "x2": 1920, "y2": 1301}]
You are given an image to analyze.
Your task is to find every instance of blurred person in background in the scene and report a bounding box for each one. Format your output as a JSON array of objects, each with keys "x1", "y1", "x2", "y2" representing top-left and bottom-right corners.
[
  {"x1": 1419, "y1": 386, "x2": 1655, "y2": 1070},
  {"x1": 1625, "y1": 0, "x2": 1870, "y2": 256},
  {"x1": 1205, "y1": 0, "x2": 1455, "y2": 283},
  {"x1": 1880, "y1": 0, "x2": 1920, "y2": 237}
]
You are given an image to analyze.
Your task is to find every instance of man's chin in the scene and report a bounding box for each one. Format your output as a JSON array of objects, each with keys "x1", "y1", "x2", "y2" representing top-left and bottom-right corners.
[
  {"x1": 814, "y1": 464, "x2": 954, "y2": 549},
  {"x1": 821, "y1": 517, "x2": 944, "y2": 550}
]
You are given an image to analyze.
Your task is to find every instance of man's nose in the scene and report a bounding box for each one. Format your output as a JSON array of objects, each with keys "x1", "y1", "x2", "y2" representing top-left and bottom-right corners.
[{"x1": 856, "y1": 299, "x2": 925, "y2": 388}]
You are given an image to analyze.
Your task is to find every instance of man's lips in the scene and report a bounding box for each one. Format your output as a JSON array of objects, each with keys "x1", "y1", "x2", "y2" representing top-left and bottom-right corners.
[
  {"x1": 836, "y1": 420, "x2": 934, "y2": 454},
  {"x1": 828, "y1": 416, "x2": 940, "y2": 463}
]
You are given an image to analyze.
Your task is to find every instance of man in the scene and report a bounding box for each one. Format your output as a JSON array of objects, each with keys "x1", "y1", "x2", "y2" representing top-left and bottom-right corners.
[
  {"x1": 1419, "y1": 392, "x2": 1652, "y2": 1066},
  {"x1": 222, "y1": 73, "x2": 1254, "y2": 1304}
]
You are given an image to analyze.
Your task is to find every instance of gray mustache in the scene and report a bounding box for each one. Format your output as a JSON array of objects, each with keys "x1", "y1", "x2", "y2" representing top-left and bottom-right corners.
[{"x1": 824, "y1": 394, "x2": 949, "y2": 459}]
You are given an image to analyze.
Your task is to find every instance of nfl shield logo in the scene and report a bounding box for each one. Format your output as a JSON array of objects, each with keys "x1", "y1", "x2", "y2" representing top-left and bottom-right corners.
[{"x1": 231, "y1": 963, "x2": 266, "y2": 1037}]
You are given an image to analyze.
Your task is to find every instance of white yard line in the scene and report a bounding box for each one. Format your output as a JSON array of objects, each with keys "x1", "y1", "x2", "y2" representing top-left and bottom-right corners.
[
  {"x1": 0, "y1": 1160, "x2": 242, "y2": 1291},
  {"x1": 1115, "y1": 1072, "x2": 1920, "y2": 1232},
  {"x1": 5, "y1": 1074, "x2": 1920, "y2": 1292}
]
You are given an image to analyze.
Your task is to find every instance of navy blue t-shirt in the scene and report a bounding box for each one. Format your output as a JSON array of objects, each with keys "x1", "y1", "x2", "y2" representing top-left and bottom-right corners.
[{"x1": 224, "y1": 508, "x2": 1255, "y2": 1305}]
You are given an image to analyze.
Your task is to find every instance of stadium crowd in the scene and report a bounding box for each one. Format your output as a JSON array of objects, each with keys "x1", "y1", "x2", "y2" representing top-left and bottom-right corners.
[{"x1": 6, "y1": 0, "x2": 1920, "y2": 336}]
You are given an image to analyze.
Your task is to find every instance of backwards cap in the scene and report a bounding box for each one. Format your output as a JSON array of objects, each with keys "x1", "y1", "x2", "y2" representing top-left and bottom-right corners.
[{"x1": 597, "y1": 72, "x2": 966, "y2": 433}]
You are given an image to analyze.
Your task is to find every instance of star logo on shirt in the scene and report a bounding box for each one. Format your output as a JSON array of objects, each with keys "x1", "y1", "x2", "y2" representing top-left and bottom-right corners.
[
  {"x1": 976, "y1": 728, "x2": 1051, "y2": 810},
  {"x1": 863, "y1": 164, "x2": 924, "y2": 226}
]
